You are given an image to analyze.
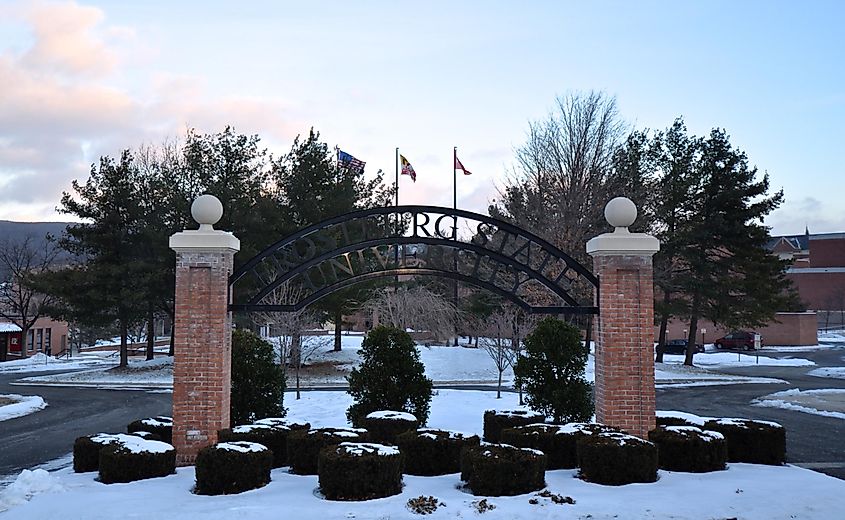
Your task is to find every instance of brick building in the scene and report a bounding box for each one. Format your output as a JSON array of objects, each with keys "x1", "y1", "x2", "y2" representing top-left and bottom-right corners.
[
  {"x1": 777, "y1": 232, "x2": 845, "y2": 312},
  {"x1": 0, "y1": 317, "x2": 69, "y2": 361}
]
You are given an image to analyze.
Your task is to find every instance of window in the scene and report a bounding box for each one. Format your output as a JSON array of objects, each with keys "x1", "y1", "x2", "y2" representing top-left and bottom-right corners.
[
  {"x1": 36, "y1": 329, "x2": 43, "y2": 352},
  {"x1": 45, "y1": 328, "x2": 52, "y2": 355},
  {"x1": 27, "y1": 330, "x2": 34, "y2": 351}
]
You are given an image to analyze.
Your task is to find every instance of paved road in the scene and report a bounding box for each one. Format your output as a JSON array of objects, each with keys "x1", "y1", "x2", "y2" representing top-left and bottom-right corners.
[
  {"x1": 657, "y1": 346, "x2": 845, "y2": 479},
  {"x1": 0, "y1": 370, "x2": 171, "y2": 479}
]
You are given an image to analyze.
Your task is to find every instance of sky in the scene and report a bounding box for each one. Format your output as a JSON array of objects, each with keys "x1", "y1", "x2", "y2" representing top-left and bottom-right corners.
[{"x1": 0, "y1": 0, "x2": 842, "y2": 236}]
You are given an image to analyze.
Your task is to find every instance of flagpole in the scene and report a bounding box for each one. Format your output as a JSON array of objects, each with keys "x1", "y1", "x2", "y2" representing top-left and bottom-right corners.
[
  {"x1": 452, "y1": 146, "x2": 459, "y2": 346},
  {"x1": 394, "y1": 147, "x2": 400, "y2": 283}
]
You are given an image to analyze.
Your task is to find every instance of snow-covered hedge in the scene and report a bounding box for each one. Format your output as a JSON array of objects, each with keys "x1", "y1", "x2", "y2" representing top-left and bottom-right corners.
[
  {"x1": 395, "y1": 428, "x2": 480, "y2": 476},
  {"x1": 218, "y1": 424, "x2": 289, "y2": 468},
  {"x1": 702, "y1": 418, "x2": 786, "y2": 465},
  {"x1": 127, "y1": 416, "x2": 173, "y2": 444},
  {"x1": 73, "y1": 433, "x2": 155, "y2": 473},
  {"x1": 577, "y1": 432, "x2": 658, "y2": 485},
  {"x1": 361, "y1": 410, "x2": 418, "y2": 444},
  {"x1": 287, "y1": 427, "x2": 369, "y2": 475},
  {"x1": 253, "y1": 417, "x2": 310, "y2": 431},
  {"x1": 195, "y1": 441, "x2": 272, "y2": 495},
  {"x1": 648, "y1": 425, "x2": 727, "y2": 472},
  {"x1": 318, "y1": 442, "x2": 403, "y2": 501},
  {"x1": 460, "y1": 443, "x2": 546, "y2": 496},
  {"x1": 501, "y1": 422, "x2": 622, "y2": 470},
  {"x1": 482, "y1": 409, "x2": 546, "y2": 442},
  {"x1": 98, "y1": 437, "x2": 176, "y2": 484}
]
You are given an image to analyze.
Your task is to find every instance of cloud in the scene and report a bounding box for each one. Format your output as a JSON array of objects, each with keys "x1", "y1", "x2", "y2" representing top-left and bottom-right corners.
[
  {"x1": 0, "y1": 0, "x2": 302, "y2": 221},
  {"x1": 765, "y1": 196, "x2": 845, "y2": 236}
]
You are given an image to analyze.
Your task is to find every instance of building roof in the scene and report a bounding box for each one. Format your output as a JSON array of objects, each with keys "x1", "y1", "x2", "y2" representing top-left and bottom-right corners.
[{"x1": 0, "y1": 322, "x2": 23, "y2": 333}]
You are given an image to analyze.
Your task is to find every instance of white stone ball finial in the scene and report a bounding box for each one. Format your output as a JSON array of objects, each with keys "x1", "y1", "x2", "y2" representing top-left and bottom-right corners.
[
  {"x1": 605, "y1": 196, "x2": 637, "y2": 232},
  {"x1": 191, "y1": 194, "x2": 224, "y2": 231}
]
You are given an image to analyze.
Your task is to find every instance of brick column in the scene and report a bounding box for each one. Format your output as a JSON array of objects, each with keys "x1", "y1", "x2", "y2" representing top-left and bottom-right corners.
[
  {"x1": 587, "y1": 197, "x2": 659, "y2": 439},
  {"x1": 169, "y1": 195, "x2": 240, "y2": 465}
]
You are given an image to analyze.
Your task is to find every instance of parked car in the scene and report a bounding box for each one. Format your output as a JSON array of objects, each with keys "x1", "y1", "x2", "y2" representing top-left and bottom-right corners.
[
  {"x1": 714, "y1": 331, "x2": 761, "y2": 350},
  {"x1": 660, "y1": 339, "x2": 705, "y2": 355}
]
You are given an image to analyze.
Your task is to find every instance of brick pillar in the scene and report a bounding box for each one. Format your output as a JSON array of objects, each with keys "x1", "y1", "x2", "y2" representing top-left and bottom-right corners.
[
  {"x1": 587, "y1": 197, "x2": 659, "y2": 439},
  {"x1": 169, "y1": 195, "x2": 240, "y2": 465}
]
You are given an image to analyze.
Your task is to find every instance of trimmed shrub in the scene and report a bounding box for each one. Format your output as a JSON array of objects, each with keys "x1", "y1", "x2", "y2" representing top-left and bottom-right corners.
[
  {"x1": 577, "y1": 432, "x2": 658, "y2": 485},
  {"x1": 703, "y1": 418, "x2": 786, "y2": 465},
  {"x1": 231, "y1": 329, "x2": 285, "y2": 426},
  {"x1": 461, "y1": 444, "x2": 546, "y2": 496},
  {"x1": 648, "y1": 425, "x2": 727, "y2": 472},
  {"x1": 501, "y1": 422, "x2": 621, "y2": 470},
  {"x1": 318, "y1": 442, "x2": 403, "y2": 500},
  {"x1": 254, "y1": 417, "x2": 311, "y2": 431},
  {"x1": 73, "y1": 434, "x2": 124, "y2": 473},
  {"x1": 396, "y1": 428, "x2": 480, "y2": 476},
  {"x1": 346, "y1": 326, "x2": 433, "y2": 426},
  {"x1": 287, "y1": 427, "x2": 369, "y2": 475},
  {"x1": 656, "y1": 411, "x2": 705, "y2": 428},
  {"x1": 98, "y1": 437, "x2": 176, "y2": 484},
  {"x1": 482, "y1": 409, "x2": 545, "y2": 442},
  {"x1": 513, "y1": 317, "x2": 593, "y2": 423},
  {"x1": 195, "y1": 441, "x2": 273, "y2": 495},
  {"x1": 127, "y1": 416, "x2": 173, "y2": 444},
  {"x1": 127, "y1": 430, "x2": 162, "y2": 441},
  {"x1": 362, "y1": 411, "x2": 419, "y2": 444},
  {"x1": 218, "y1": 424, "x2": 289, "y2": 468}
]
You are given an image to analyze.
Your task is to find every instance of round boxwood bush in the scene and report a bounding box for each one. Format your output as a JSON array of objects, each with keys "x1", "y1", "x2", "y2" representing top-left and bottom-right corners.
[
  {"x1": 127, "y1": 416, "x2": 173, "y2": 444},
  {"x1": 702, "y1": 418, "x2": 786, "y2": 465},
  {"x1": 362, "y1": 410, "x2": 419, "y2": 444},
  {"x1": 73, "y1": 433, "x2": 137, "y2": 473},
  {"x1": 218, "y1": 424, "x2": 289, "y2": 468},
  {"x1": 648, "y1": 425, "x2": 727, "y2": 472},
  {"x1": 195, "y1": 441, "x2": 273, "y2": 495},
  {"x1": 254, "y1": 417, "x2": 311, "y2": 431},
  {"x1": 460, "y1": 443, "x2": 546, "y2": 496},
  {"x1": 318, "y1": 442, "x2": 403, "y2": 501},
  {"x1": 98, "y1": 437, "x2": 176, "y2": 484},
  {"x1": 577, "y1": 432, "x2": 658, "y2": 485},
  {"x1": 396, "y1": 428, "x2": 480, "y2": 476},
  {"x1": 346, "y1": 326, "x2": 433, "y2": 427},
  {"x1": 501, "y1": 422, "x2": 621, "y2": 470},
  {"x1": 482, "y1": 409, "x2": 546, "y2": 442},
  {"x1": 287, "y1": 427, "x2": 369, "y2": 475}
]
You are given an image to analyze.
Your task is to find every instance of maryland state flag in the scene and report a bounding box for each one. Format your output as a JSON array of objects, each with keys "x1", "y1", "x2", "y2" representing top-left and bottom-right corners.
[{"x1": 400, "y1": 154, "x2": 416, "y2": 182}]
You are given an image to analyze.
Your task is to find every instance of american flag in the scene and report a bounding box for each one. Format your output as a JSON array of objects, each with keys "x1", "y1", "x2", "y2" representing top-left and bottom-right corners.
[{"x1": 338, "y1": 149, "x2": 366, "y2": 172}]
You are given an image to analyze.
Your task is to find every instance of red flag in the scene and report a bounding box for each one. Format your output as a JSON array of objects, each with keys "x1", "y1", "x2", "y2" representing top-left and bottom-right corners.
[{"x1": 455, "y1": 155, "x2": 472, "y2": 175}]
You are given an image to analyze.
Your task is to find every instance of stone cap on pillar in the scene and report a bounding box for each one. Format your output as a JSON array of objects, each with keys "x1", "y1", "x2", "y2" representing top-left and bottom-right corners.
[
  {"x1": 586, "y1": 197, "x2": 659, "y2": 257},
  {"x1": 169, "y1": 194, "x2": 241, "y2": 252}
]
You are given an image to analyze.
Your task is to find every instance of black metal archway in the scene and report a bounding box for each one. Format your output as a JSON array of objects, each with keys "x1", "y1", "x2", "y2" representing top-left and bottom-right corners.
[{"x1": 229, "y1": 205, "x2": 599, "y2": 314}]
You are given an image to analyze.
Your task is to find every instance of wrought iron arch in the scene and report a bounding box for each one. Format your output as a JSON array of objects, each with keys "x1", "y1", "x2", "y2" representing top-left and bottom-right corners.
[{"x1": 229, "y1": 205, "x2": 599, "y2": 314}]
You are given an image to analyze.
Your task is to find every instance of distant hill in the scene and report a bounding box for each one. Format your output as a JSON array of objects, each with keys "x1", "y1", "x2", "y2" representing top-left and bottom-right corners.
[{"x1": 0, "y1": 220, "x2": 72, "y2": 244}]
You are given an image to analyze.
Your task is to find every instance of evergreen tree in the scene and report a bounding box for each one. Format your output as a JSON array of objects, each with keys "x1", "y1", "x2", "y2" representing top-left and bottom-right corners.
[
  {"x1": 230, "y1": 329, "x2": 285, "y2": 425},
  {"x1": 346, "y1": 325, "x2": 433, "y2": 426},
  {"x1": 513, "y1": 317, "x2": 593, "y2": 423}
]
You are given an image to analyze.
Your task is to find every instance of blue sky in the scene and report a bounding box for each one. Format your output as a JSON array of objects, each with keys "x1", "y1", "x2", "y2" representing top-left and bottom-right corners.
[{"x1": 0, "y1": 0, "x2": 842, "y2": 235}]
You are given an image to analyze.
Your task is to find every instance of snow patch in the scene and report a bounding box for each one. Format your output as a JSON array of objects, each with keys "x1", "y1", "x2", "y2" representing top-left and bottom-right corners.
[
  {"x1": 215, "y1": 441, "x2": 268, "y2": 454},
  {"x1": 0, "y1": 394, "x2": 47, "y2": 422},
  {"x1": 0, "y1": 469, "x2": 64, "y2": 512},
  {"x1": 231, "y1": 424, "x2": 275, "y2": 434},
  {"x1": 366, "y1": 410, "x2": 417, "y2": 421},
  {"x1": 337, "y1": 442, "x2": 399, "y2": 457}
]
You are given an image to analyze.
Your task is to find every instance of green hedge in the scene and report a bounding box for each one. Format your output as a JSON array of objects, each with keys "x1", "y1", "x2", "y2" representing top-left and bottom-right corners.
[
  {"x1": 648, "y1": 425, "x2": 727, "y2": 472},
  {"x1": 98, "y1": 438, "x2": 176, "y2": 484},
  {"x1": 395, "y1": 429, "x2": 480, "y2": 476},
  {"x1": 361, "y1": 411, "x2": 418, "y2": 444},
  {"x1": 656, "y1": 411, "x2": 705, "y2": 428},
  {"x1": 73, "y1": 433, "x2": 158, "y2": 473},
  {"x1": 498, "y1": 422, "x2": 613, "y2": 470},
  {"x1": 703, "y1": 418, "x2": 786, "y2": 465},
  {"x1": 577, "y1": 432, "x2": 658, "y2": 485},
  {"x1": 254, "y1": 417, "x2": 311, "y2": 431},
  {"x1": 482, "y1": 409, "x2": 546, "y2": 442},
  {"x1": 195, "y1": 441, "x2": 273, "y2": 495},
  {"x1": 218, "y1": 424, "x2": 289, "y2": 468},
  {"x1": 127, "y1": 416, "x2": 173, "y2": 444},
  {"x1": 318, "y1": 442, "x2": 403, "y2": 501},
  {"x1": 287, "y1": 427, "x2": 369, "y2": 475},
  {"x1": 461, "y1": 444, "x2": 546, "y2": 496}
]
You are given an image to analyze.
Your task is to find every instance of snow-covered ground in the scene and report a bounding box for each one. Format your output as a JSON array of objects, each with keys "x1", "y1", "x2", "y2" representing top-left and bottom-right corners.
[
  {"x1": 809, "y1": 367, "x2": 845, "y2": 380},
  {"x1": 0, "y1": 353, "x2": 113, "y2": 374},
  {"x1": 0, "y1": 394, "x2": 46, "y2": 422},
  {"x1": 753, "y1": 388, "x2": 845, "y2": 420},
  {"x1": 2, "y1": 389, "x2": 844, "y2": 519},
  {"x1": 18, "y1": 334, "x2": 809, "y2": 389}
]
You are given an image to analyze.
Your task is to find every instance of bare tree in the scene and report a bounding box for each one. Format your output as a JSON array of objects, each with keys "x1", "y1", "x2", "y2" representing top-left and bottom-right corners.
[
  {"x1": 363, "y1": 286, "x2": 457, "y2": 343},
  {"x1": 0, "y1": 237, "x2": 60, "y2": 360},
  {"x1": 253, "y1": 281, "x2": 325, "y2": 399},
  {"x1": 474, "y1": 308, "x2": 540, "y2": 399}
]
